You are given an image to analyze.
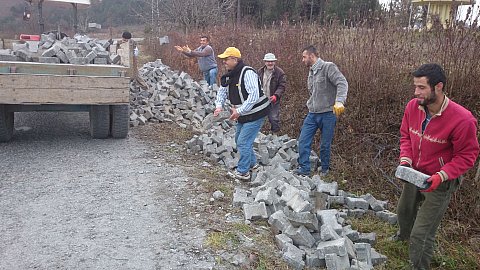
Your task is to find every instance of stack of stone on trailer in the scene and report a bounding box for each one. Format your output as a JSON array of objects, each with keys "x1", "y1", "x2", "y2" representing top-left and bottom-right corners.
[{"x1": 0, "y1": 33, "x2": 118, "y2": 65}]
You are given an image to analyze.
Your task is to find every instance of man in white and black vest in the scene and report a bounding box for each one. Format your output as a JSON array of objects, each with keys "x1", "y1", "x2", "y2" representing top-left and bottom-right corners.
[{"x1": 214, "y1": 47, "x2": 271, "y2": 181}]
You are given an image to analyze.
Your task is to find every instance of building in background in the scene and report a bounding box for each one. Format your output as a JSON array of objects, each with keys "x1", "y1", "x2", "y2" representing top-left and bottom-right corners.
[{"x1": 410, "y1": 0, "x2": 476, "y2": 29}]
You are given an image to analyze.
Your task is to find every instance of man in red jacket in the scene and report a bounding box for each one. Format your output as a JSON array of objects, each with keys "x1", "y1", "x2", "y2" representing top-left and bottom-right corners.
[{"x1": 396, "y1": 63, "x2": 479, "y2": 269}]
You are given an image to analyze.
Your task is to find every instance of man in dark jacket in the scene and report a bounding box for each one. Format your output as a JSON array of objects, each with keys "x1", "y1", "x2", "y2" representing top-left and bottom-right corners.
[{"x1": 257, "y1": 53, "x2": 287, "y2": 134}]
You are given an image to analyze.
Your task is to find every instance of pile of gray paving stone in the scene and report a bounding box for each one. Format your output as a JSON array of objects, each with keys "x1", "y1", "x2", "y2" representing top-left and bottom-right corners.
[
  {"x1": 0, "y1": 33, "x2": 120, "y2": 65},
  {"x1": 129, "y1": 59, "x2": 219, "y2": 130},
  {"x1": 129, "y1": 60, "x2": 396, "y2": 269}
]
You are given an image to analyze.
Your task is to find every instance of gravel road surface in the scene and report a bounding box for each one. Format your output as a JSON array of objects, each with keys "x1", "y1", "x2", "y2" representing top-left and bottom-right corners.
[{"x1": 0, "y1": 112, "x2": 215, "y2": 270}]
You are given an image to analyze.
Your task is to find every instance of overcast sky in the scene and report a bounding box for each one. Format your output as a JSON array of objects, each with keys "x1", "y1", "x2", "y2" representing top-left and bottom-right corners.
[{"x1": 378, "y1": 0, "x2": 479, "y2": 23}]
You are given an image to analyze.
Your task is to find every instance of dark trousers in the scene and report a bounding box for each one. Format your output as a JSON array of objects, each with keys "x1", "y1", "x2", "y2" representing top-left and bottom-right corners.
[
  {"x1": 268, "y1": 101, "x2": 280, "y2": 132},
  {"x1": 396, "y1": 178, "x2": 460, "y2": 269}
]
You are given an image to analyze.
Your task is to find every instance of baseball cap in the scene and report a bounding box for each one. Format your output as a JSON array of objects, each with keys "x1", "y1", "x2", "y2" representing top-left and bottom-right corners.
[{"x1": 218, "y1": 47, "x2": 241, "y2": 59}]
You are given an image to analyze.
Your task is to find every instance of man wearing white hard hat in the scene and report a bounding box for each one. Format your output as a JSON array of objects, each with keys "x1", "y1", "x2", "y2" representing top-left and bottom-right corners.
[{"x1": 257, "y1": 53, "x2": 287, "y2": 134}]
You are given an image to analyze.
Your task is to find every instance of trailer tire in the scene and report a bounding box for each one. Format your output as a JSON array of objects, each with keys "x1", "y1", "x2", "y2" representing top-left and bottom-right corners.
[
  {"x1": 0, "y1": 105, "x2": 14, "y2": 142},
  {"x1": 111, "y1": 105, "x2": 129, "y2": 139},
  {"x1": 89, "y1": 105, "x2": 110, "y2": 139}
]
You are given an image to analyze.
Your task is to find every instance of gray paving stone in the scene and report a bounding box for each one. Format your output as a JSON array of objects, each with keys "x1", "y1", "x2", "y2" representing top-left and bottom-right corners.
[
  {"x1": 328, "y1": 195, "x2": 345, "y2": 207},
  {"x1": 275, "y1": 233, "x2": 293, "y2": 250},
  {"x1": 283, "y1": 207, "x2": 319, "y2": 231},
  {"x1": 320, "y1": 224, "x2": 341, "y2": 241},
  {"x1": 375, "y1": 210, "x2": 397, "y2": 224},
  {"x1": 268, "y1": 210, "x2": 292, "y2": 233},
  {"x1": 305, "y1": 249, "x2": 326, "y2": 268},
  {"x1": 343, "y1": 225, "x2": 360, "y2": 242},
  {"x1": 325, "y1": 253, "x2": 350, "y2": 270},
  {"x1": 354, "y1": 243, "x2": 372, "y2": 267},
  {"x1": 282, "y1": 243, "x2": 306, "y2": 270},
  {"x1": 254, "y1": 187, "x2": 277, "y2": 205},
  {"x1": 287, "y1": 193, "x2": 312, "y2": 213},
  {"x1": 284, "y1": 225, "x2": 316, "y2": 248},
  {"x1": 317, "y1": 181, "x2": 338, "y2": 195},
  {"x1": 347, "y1": 209, "x2": 367, "y2": 218},
  {"x1": 345, "y1": 197, "x2": 369, "y2": 210},
  {"x1": 55, "y1": 50, "x2": 68, "y2": 63},
  {"x1": 370, "y1": 248, "x2": 387, "y2": 266},
  {"x1": 317, "y1": 209, "x2": 343, "y2": 235},
  {"x1": 233, "y1": 188, "x2": 253, "y2": 208},
  {"x1": 350, "y1": 259, "x2": 373, "y2": 270},
  {"x1": 362, "y1": 193, "x2": 385, "y2": 211},
  {"x1": 357, "y1": 232, "x2": 376, "y2": 246},
  {"x1": 38, "y1": 57, "x2": 60, "y2": 63},
  {"x1": 395, "y1": 165, "x2": 430, "y2": 189},
  {"x1": 243, "y1": 202, "x2": 268, "y2": 221},
  {"x1": 0, "y1": 54, "x2": 20, "y2": 61}
]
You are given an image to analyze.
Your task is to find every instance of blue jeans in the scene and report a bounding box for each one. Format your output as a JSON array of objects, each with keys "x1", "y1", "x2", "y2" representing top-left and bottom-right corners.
[
  {"x1": 297, "y1": 112, "x2": 337, "y2": 173},
  {"x1": 235, "y1": 117, "x2": 265, "y2": 174},
  {"x1": 203, "y1": 67, "x2": 218, "y2": 86}
]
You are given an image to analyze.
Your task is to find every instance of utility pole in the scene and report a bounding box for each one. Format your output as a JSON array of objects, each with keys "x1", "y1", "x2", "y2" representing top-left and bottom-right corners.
[
  {"x1": 72, "y1": 3, "x2": 78, "y2": 33},
  {"x1": 237, "y1": 0, "x2": 241, "y2": 25},
  {"x1": 38, "y1": 0, "x2": 45, "y2": 34}
]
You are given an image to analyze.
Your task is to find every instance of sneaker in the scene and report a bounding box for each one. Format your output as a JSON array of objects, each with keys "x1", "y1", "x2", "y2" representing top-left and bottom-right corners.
[
  {"x1": 388, "y1": 232, "x2": 407, "y2": 242},
  {"x1": 293, "y1": 169, "x2": 310, "y2": 176},
  {"x1": 250, "y1": 163, "x2": 260, "y2": 171},
  {"x1": 319, "y1": 170, "x2": 329, "y2": 177},
  {"x1": 227, "y1": 170, "x2": 251, "y2": 181}
]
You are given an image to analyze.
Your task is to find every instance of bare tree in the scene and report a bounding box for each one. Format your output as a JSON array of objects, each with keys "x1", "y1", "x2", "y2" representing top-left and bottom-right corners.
[{"x1": 137, "y1": 0, "x2": 236, "y2": 35}]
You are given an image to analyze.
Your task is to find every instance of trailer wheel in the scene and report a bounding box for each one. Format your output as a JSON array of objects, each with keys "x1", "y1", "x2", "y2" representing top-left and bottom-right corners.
[
  {"x1": 0, "y1": 105, "x2": 14, "y2": 142},
  {"x1": 89, "y1": 105, "x2": 110, "y2": 139},
  {"x1": 110, "y1": 105, "x2": 129, "y2": 139}
]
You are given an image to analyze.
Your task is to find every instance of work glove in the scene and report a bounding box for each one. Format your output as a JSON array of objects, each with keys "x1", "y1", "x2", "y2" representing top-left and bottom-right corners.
[
  {"x1": 270, "y1": 95, "x2": 277, "y2": 104},
  {"x1": 333, "y1": 102, "x2": 345, "y2": 116},
  {"x1": 399, "y1": 161, "x2": 411, "y2": 167},
  {"x1": 421, "y1": 173, "x2": 443, "y2": 192}
]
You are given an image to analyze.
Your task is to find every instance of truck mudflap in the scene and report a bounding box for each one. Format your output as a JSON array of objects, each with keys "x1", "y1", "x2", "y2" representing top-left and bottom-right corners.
[
  {"x1": 0, "y1": 105, "x2": 14, "y2": 142},
  {"x1": 110, "y1": 105, "x2": 129, "y2": 139},
  {"x1": 89, "y1": 105, "x2": 110, "y2": 139}
]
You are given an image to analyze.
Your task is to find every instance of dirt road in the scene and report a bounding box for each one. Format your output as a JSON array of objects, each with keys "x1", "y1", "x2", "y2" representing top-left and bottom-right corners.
[{"x1": 0, "y1": 112, "x2": 215, "y2": 270}]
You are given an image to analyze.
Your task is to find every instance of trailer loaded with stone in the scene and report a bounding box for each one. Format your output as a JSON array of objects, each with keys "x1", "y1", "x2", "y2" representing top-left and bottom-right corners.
[{"x1": 0, "y1": 35, "x2": 131, "y2": 142}]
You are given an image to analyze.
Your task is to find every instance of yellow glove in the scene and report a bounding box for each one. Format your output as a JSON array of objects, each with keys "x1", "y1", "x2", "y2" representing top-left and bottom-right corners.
[{"x1": 333, "y1": 102, "x2": 345, "y2": 116}]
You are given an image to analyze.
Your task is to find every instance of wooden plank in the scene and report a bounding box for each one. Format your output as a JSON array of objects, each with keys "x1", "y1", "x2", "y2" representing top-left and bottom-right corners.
[
  {"x1": 0, "y1": 74, "x2": 129, "y2": 104},
  {"x1": 0, "y1": 61, "x2": 128, "y2": 77}
]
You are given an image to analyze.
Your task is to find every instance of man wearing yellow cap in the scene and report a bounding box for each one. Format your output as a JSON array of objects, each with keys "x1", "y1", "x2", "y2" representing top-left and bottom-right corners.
[{"x1": 214, "y1": 47, "x2": 271, "y2": 181}]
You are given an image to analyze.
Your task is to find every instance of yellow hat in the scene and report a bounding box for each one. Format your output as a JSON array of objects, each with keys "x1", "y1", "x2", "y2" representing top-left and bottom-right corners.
[{"x1": 218, "y1": 47, "x2": 241, "y2": 59}]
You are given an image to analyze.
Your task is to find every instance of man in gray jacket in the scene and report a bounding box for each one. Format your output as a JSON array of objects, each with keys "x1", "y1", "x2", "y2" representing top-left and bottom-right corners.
[
  {"x1": 295, "y1": 45, "x2": 348, "y2": 176},
  {"x1": 175, "y1": 36, "x2": 218, "y2": 86}
]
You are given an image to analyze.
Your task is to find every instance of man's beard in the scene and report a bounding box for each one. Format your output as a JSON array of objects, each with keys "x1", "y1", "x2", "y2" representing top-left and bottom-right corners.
[{"x1": 417, "y1": 90, "x2": 437, "y2": 106}]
